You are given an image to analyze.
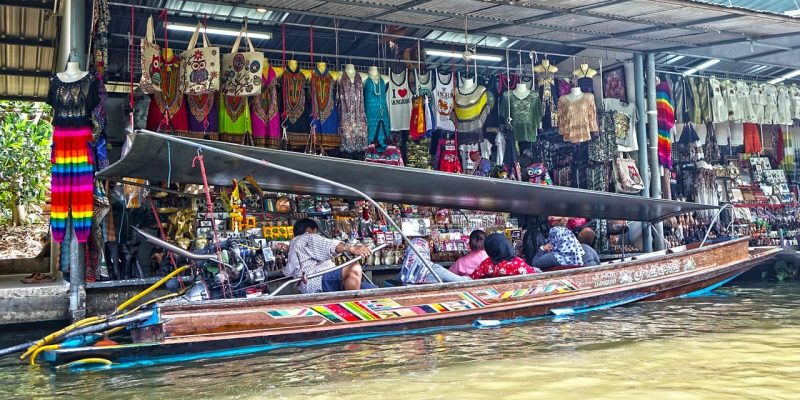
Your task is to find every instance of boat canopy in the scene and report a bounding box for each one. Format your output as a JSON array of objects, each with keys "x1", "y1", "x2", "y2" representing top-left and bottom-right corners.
[{"x1": 97, "y1": 131, "x2": 716, "y2": 222}]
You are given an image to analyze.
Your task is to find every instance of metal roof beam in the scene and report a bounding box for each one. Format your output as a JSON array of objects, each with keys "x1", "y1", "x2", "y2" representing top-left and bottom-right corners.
[
  {"x1": 661, "y1": 31, "x2": 800, "y2": 52},
  {"x1": 616, "y1": 14, "x2": 742, "y2": 38},
  {"x1": 368, "y1": 0, "x2": 436, "y2": 19},
  {"x1": 1, "y1": 0, "x2": 54, "y2": 11},
  {"x1": 0, "y1": 37, "x2": 55, "y2": 47},
  {"x1": 0, "y1": 69, "x2": 51, "y2": 78},
  {"x1": 734, "y1": 45, "x2": 800, "y2": 62}
]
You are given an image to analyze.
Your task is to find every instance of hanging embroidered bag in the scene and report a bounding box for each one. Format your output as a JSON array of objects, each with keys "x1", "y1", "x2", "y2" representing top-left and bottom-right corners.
[
  {"x1": 140, "y1": 16, "x2": 162, "y2": 94},
  {"x1": 181, "y1": 22, "x2": 220, "y2": 95},
  {"x1": 613, "y1": 155, "x2": 644, "y2": 194},
  {"x1": 221, "y1": 24, "x2": 263, "y2": 97}
]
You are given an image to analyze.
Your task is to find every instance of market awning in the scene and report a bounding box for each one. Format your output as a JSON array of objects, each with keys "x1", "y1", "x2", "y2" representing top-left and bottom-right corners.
[{"x1": 97, "y1": 131, "x2": 717, "y2": 222}]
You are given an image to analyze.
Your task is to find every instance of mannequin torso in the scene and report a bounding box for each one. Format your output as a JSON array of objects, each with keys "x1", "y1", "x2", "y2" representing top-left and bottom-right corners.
[
  {"x1": 573, "y1": 63, "x2": 597, "y2": 78},
  {"x1": 533, "y1": 60, "x2": 558, "y2": 75},
  {"x1": 512, "y1": 82, "x2": 531, "y2": 99},
  {"x1": 566, "y1": 87, "x2": 584, "y2": 101},
  {"x1": 57, "y1": 61, "x2": 89, "y2": 83}
]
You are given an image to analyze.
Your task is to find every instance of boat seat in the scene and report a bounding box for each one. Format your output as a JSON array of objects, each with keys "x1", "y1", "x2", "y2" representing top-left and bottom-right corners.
[
  {"x1": 542, "y1": 265, "x2": 584, "y2": 272},
  {"x1": 667, "y1": 245, "x2": 687, "y2": 254},
  {"x1": 384, "y1": 279, "x2": 404, "y2": 287}
]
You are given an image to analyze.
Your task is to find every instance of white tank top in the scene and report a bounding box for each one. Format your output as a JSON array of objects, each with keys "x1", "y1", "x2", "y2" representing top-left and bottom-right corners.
[
  {"x1": 434, "y1": 70, "x2": 455, "y2": 132},
  {"x1": 388, "y1": 69, "x2": 412, "y2": 131}
]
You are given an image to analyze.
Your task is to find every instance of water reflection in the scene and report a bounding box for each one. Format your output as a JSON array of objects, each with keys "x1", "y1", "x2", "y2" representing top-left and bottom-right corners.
[{"x1": 0, "y1": 282, "x2": 798, "y2": 399}]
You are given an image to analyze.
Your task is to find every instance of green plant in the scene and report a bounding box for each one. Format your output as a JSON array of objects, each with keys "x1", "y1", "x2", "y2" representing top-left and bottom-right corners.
[{"x1": 0, "y1": 101, "x2": 53, "y2": 225}]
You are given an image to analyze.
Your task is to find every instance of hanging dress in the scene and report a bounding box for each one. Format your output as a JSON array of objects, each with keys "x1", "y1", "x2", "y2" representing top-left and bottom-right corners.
[
  {"x1": 777, "y1": 85, "x2": 793, "y2": 126},
  {"x1": 577, "y1": 77, "x2": 594, "y2": 94},
  {"x1": 388, "y1": 69, "x2": 412, "y2": 132},
  {"x1": 186, "y1": 93, "x2": 219, "y2": 140},
  {"x1": 709, "y1": 77, "x2": 729, "y2": 123},
  {"x1": 480, "y1": 74, "x2": 501, "y2": 136},
  {"x1": 282, "y1": 64, "x2": 311, "y2": 149},
  {"x1": 48, "y1": 73, "x2": 100, "y2": 243},
  {"x1": 310, "y1": 67, "x2": 340, "y2": 149},
  {"x1": 688, "y1": 77, "x2": 710, "y2": 124},
  {"x1": 250, "y1": 65, "x2": 280, "y2": 148},
  {"x1": 218, "y1": 93, "x2": 250, "y2": 144},
  {"x1": 723, "y1": 80, "x2": 739, "y2": 122},
  {"x1": 364, "y1": 75, "x2": 391, "y2": 149},
  {"x1": 749, "y1": 83, "x2": 767, "y2": 124},
  {"x1": 791, "y1": 85, "x2": 800, "y2": 121},
  {"x1": 763, "y1": 84, "x2": 779, "y2": 125},
  {"x1": 338, "y1": 72, "x2": 368, "y2": 153},
  {"x1": 538, "y1": 69, "x2": 559, "y2": 133},
  {"x1": 416, "y1": 69, "x2": 436, "y2": 134},
  {"x1": 433, "y1": 70, "x2": 455, "y2": 132},
  {"x1": 146, "y1": 48, "x2": 189, "y2": 135},
  {"x1": 499, "y1": 90, "x2": 544, "y2": 143}
]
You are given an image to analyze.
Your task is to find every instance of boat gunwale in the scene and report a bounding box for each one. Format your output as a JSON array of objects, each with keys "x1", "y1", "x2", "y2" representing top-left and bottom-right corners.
[{"x1": 158, "y1": 238, "x2": 759, "y2": 312}]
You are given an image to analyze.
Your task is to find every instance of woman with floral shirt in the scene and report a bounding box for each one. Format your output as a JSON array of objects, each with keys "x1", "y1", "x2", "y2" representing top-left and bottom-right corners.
[{"x1": 471, "y1": 233, "x2": 538, "y2": 279}]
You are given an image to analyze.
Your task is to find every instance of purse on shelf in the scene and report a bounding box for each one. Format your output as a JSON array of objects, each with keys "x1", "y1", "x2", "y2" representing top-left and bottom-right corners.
[
  {"x1": 613, "y1": 154, "x2": 644, "y2": 194},
  {"x1": 221, "y1": 23, "x2": 264, "y2": 97},
  {"x1": 364, "y1": 143, "x2": 404, "y2": 167},
  {"x1": 181, "y1": 22, "x2": 220, "y2": 95},
  {"x1": 139, "y1": 16, "x2": 162, "y2": 94}
]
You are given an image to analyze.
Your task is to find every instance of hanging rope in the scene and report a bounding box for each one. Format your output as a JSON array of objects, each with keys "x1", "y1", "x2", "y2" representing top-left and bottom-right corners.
[
  {"x1": 128, "y1": 5, "x2": 134, "y2": 112},
  {"x1": 334, "y1": 19, "x2": 340, "y2": 70},
  {"x1": 192, "y1": 151, "x2": 222, "y2": 257},
  {"x1": 147, "y1": 198, "x2": 177, "y2": 269},
  {"x1": 309, "y1": 25, "x2": 314, "y2": 64}
]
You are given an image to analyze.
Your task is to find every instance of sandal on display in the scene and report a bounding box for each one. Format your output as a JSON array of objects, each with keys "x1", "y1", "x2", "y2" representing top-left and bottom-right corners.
[{"x1": 20, "y1": 273, "x2": 56, "y2": 284}]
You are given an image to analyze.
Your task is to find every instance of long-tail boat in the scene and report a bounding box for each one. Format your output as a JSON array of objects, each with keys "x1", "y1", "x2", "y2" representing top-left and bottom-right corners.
[{"x1": 3, "y1": 131, "x2": 779, "y2": 369}]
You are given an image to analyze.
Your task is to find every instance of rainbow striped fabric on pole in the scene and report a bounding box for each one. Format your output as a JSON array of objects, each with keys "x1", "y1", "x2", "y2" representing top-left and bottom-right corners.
[
  {"x1": 656, "y1": 82, "x2": 675, "y2": 170},
  {"x1": 51, "y1": 126, "x2": 94, "y2": 243}
]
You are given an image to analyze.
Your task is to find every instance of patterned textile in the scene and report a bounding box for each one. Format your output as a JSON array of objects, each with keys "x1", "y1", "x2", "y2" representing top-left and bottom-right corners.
[
  {"x1": 470, "y1": 257, "x2": 535, "y2": 279},
  {"x1": 399, "y1": 238, "x2": 434, "y2": 284},
  {"x1": 704, "y1": 122, "x2": 721, "y2": 163},
  {"x1": 250, "y1": 66, "x2": 280, "y2": 148},
  {"x1": 364, "y1": 76, "x2": 391, "y2": 150},
  {"x1": 589, "y1": 112, "x2": 618, "y2": 163},
  {"x1": 587, "y1": 164, "x2": 610, "y2": 192},
  {"x1": 310, "y1": 67, "x2": 340, "y2": 148},
  {"x1": 338, "y1": 72, "x2": 368, "y2": 152},
  {"x1": 548, "y1": 226, "x2": 585, "y2": 266},
  {"x1": 48, "y1": 74, "x2": 100, "y2": 127},
  {"x1": 499, "y1": 91, "x2": 544, "y2": 143},
  {"x1": 51, "y1": 126, "x2": 94, "y2": 243},
  {"x1": 656, "y1": 82, "x2": 675, "y2": 170},
  {"x1": 557, "y1": 94, "x2": 598, "y2": 143},
  {"x1": 283, "y1": 233, "x2": 340, "y2": 294}
]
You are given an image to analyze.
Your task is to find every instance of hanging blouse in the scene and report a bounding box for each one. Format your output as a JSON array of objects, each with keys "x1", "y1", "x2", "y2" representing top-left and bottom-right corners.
[
  {"x1": 451, "y1": 84, "x2": 493, "y2": 144},
  {"x1": 310, "y1": 67, "x2": 340, "y2": 149},
  {"x1": 763, "y1": 84, "x2": 779, "y2": 125},
  {"x1": 577, "y1": 77, "x2": 594, "y2": 94},
  {"x1": 186, "y1": 93, "x2": 219, "y2": 140},
  {"x1": 668, "y1": 75, "x2": 687, "y2": 124},
  {"x1": 723, "y1": 80, "x2": 740, "y2": 122},
  {"x1": 433, "y1": 70, "x2": 455, "y2": 132},
  {"x1": 338, "y1": 72, "x2": 368, "y2": 153},
  {"x1": 499, "y1": 90, "x2": 544, "y2": 143},
  {"x1": 218, "y1": 94, "x2": 250, "y2": 144},
  {"x1": 282, "y1": 64, "x2": 311, "y2": 148},
  {"x1": 388, "y1": 69, "x2": 412, "y2": 132},
  {"x1": 790, "y1": 85, "x2": 800, "y2": 120},
  {"x1": 146, "y1": 49, "x2": 189, "y2": 135},
  {"x1": 734, "y1": 81, "x2": 755, "y2": 123},
  {"x1": 48, "y1": 73, "x2": 100, "y2": 127},
  {"x1": 364, "y1": 75, "x2": 391, "y2": 149},
  {"x1": 688, "y1": 77, "x2": 711, "y2": 124},
  {"x1": 589, "y1": 112, "x2": 619, "y2": 163},
  {"x1": 250, "y1": 66, "x2": 280, "y2": 148},
  {"x1": 776, "y1": 86, "x2": 792, "y2": 126},
  {"x1": 556, "y1": 93, "x2": 597, "y2": 144},
  {"x1": 656, "y1": 82, "x2": 675, "y2": 170},
  {"x1": 743, "y1": 122, "x2": 762, "y2": 154},
  {"x1": 709, "y1": 78, "x2": 729, "y2": 123},
  {"x1": 603, "y1": 98, "x2": 639, "y2": 152},
  {"x1": 749, "y1": 84, "x2": 767, "y2": 124}
]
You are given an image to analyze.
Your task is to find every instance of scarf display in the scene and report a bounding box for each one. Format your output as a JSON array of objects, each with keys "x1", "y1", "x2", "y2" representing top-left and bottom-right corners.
[{"x1": 656, "y1": 81, "x2": 675, "y2": 170}]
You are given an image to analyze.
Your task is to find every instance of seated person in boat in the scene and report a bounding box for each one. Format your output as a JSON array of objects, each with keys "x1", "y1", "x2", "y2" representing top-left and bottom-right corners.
[
  {"x1": 284, "y1": 218, "x2": 374, "y2": 293},
  {"x1": 470, "y1": 233, "x2": 539, "y2": 279},
  {"x1": 450, "y1": 230, "x2": 488, "y2": 276},
  {"x1": 578, "y1": 228, "x2": 601, "y2": 267},
  {"x1": 532, "y1": 216, "x2": 585, "y2": 270},
  {"x1": 398, "y1": 238, "x2": 470, "y2": 284}
]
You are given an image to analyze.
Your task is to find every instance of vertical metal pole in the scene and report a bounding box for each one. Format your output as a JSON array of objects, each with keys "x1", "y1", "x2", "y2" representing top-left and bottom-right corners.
[
  {"x1": 64, "y1": 0, "x2": 88, "y2": 321},
  {"x1": 634, "y1": 54, "x2": 652, "y2": 253},
  {"x1": 646, "y1": 53, "x2": 665, "y2": 250}
]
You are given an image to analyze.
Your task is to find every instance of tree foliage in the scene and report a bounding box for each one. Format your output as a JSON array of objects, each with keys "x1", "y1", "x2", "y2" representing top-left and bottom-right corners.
[{"x1": 0, "y1": 101, "x2": 53, "y2": 225}]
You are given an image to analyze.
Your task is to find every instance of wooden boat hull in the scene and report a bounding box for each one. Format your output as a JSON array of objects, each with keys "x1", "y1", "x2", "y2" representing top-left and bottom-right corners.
[{"x1": 43, "y1": 239, "x2": 779, "y2": 368}]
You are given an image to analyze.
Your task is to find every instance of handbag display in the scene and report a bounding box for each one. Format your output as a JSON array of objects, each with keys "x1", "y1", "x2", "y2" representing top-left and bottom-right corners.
[
  {"x1": 613, "y1": 155, "x2": 644, "y2": 194},
  {"x1": 221, "y1": 24, "x2": 264, "y2": 97},
  {"x1": 181, "y1": 22, "x2": 220, "y2": 95},
  {"x1": 139, "y1": 16, "x2": 162, "y2": 94}
]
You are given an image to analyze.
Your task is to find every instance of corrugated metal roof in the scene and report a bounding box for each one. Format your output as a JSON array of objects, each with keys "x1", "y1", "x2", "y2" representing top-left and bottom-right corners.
[
  {"x1": 0, "y1": 3, "x2": 58, "y2": 100},
  {"x1": 689, "y1": 1, "x2": 800, "y2": 15}
]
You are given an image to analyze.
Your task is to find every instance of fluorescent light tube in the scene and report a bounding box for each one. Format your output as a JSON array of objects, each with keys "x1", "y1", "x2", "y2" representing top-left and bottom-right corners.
[
  {"x1": 426, "y1": 49, "x2": 503, "y2": 62},
  {"x1": 167, "y1": 24, "x2": 271, "y2": 40},
  {"x1": 769, "y1": 70, "x2": 800, "y2": 84},
  {"x1": 682, "y1": 59, "x2": 720, "y2": 76}
]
